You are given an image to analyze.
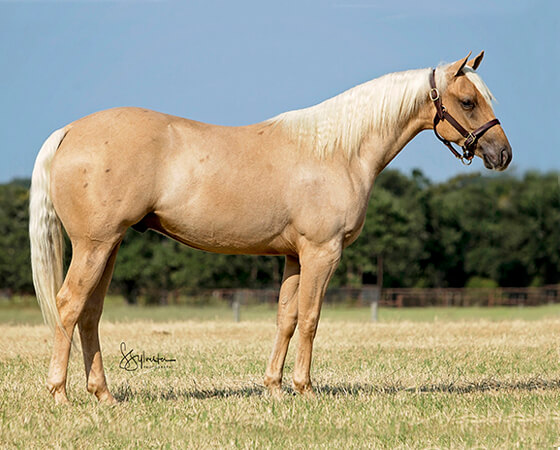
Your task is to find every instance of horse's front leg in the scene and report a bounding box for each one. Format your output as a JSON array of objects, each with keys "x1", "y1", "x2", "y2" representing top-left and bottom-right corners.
[
  {"x1": 292, "y1": 242, "x2": 341, "y2": 395},
  {"x1": 264, "y1": 255, "x2": 300, "y2": 397}
]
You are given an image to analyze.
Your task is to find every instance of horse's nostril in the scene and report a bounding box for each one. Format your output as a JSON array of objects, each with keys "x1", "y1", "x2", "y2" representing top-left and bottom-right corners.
[{"x1": 500, "y1": 148, "x2": 509, "y2": 166}]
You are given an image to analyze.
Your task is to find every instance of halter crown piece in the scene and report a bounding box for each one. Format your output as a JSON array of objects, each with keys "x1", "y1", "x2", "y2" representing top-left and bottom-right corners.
[{"x1": 429, "y1": 68, "x2": 500, "y2": 165}]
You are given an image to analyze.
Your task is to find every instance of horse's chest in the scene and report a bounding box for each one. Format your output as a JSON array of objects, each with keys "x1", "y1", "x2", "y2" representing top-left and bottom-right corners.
[{"x1": 342, "y1": 211, "x2": 367, "y2": 248}]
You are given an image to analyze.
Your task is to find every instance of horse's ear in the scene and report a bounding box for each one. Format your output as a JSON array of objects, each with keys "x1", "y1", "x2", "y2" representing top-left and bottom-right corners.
[
  {"x1": 468, "y1": 51, "x2": 484, "y2": 71},
  {"x1": 448, "y1": 52, "x2": 472, "y2": 77}
]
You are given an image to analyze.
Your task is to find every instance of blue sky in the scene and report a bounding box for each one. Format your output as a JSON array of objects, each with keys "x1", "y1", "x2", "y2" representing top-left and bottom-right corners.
[{"x1": 1, "y1": 0, "x2": 558, "y2": 183}]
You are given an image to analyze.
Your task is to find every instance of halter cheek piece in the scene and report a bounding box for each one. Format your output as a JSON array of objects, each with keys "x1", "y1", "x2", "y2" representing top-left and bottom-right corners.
[{"x1": 429, "y1": 69, "x2": 500, "y2": 165}]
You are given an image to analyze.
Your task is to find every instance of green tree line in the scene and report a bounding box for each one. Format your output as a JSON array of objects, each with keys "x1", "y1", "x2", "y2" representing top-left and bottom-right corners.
[{"x1": 1, "y1": 170, "x2": 558, "y2": 302}]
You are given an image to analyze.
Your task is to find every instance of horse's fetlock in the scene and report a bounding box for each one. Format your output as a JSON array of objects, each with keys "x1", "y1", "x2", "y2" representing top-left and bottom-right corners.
[
  {"x1": 264, "y1": 370, "x2": 282, "y2": 387},
  {"x1": 86, "y1": 381, "x2": 98, "y2": 395},
  {"x1": 47, "y1": 376, "x2": 65, "y2": 393},
  {"x1": 292, "y1": 376, "x2": 312, "y2": 394}
]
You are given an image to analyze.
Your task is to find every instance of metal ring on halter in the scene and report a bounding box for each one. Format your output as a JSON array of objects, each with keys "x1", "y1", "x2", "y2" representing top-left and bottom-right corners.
[
  {"x1": 429, "y1": 88, "x2": 440, "y2": 102},
  {"x1": 461, "y1": 156, "x2": 473, "y2": 166}
]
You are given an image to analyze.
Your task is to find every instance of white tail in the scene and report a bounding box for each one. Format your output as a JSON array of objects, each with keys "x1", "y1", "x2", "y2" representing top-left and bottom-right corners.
[{"x1": 29, "y1": 127, "x2": 68, "y2": 333}]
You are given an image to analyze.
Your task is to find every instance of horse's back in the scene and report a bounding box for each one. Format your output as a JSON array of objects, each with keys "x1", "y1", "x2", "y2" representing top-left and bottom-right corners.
[
  {"x1": 49, "y1": 107, "x2": 293, "y2": 250},
  {"x1": 48, "y1": 106, "x2": 356, "y2": 255}
]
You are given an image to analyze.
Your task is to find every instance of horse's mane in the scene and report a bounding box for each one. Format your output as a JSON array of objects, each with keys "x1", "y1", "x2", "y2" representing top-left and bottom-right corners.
[{"x1": 268, "y1": 64, "x2": 494, "y2": 159}]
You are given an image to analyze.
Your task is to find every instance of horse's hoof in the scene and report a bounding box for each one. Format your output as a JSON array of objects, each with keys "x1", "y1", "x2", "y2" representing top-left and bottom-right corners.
[
  {"x1": 293, "y1": 380, "x2": 315, "y2": 397},
  {"x1": 53, "y1": 393, "x2": 71, "y2": 405},
  {"x1": 97, "y1": 391, "x2": 118, "y2": 405},
  {"x1": 302, "y1": 388, "x2": 316, "y2": 398},
  {"x1": 267, "y1": 385, "x2": 284, "y2": 399}
]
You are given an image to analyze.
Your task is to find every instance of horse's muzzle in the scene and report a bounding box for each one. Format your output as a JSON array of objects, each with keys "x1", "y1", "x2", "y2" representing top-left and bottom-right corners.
[{"x1": 482, "y1": 144, "x2": 512, "y2": 171}]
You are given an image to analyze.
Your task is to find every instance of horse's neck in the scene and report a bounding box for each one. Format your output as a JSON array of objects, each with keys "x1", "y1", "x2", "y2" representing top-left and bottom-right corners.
[
  {"x1": 323, "y1": 69, "x2": 436, "y2": 192},
  {"x1": 270, "y1": 68, "x2": 436, "y2": 194},
  {"x1": 356, "y1": 95, "x2": 433, "y2": 188}
]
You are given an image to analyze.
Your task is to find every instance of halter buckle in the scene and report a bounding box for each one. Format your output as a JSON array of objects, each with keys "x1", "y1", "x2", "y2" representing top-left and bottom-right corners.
[
  {"x1": 429, "y1": 88, "x2": 440, "y2": 102},
  {"x1": 464, "y1": 132, "x2": 477, "y2": 149}
]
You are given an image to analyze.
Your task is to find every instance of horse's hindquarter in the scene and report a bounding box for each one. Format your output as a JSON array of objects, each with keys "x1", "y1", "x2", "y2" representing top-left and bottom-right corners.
[{"x1": 51, "y1": 107, "x2": 173, "y2": 241}]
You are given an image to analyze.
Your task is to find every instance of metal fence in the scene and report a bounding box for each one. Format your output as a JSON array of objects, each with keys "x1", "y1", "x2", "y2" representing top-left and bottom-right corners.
[
  {"x1": 377, "y1": 285, "x2": 559, "y2": 307},
  {"x1": 206, "y1": 284, "x2": 559, "y2": 308},
  {"x1": 7, "y1": 285, "x2": 554, "y2": 307}
]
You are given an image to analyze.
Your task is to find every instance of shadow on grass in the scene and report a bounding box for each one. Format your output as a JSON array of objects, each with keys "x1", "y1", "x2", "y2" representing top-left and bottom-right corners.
[
  {"x1": 316, "y1": 377, "x2": 560, "y2": 396},
  {"x1": 114, "y1": 377, "x2": 560, "y2": 402},
  {"x1": 114, "y1": 383, "x2": 267, "y2": 402}
]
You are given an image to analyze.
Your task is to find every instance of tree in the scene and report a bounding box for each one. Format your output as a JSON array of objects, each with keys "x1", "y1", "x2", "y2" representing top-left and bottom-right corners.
[
  {"x1": 0, "y1": 182, "x2": 32, "y2": 294},
  {"x1": 1, "y1": 170, "x2": 557, "y2": 298},
  {"x1": 509, "y1": 172, "x2": 560, "y2": 286},
  {"x1": 336, "y1": 169, "x2": 427, "y2": 287}
]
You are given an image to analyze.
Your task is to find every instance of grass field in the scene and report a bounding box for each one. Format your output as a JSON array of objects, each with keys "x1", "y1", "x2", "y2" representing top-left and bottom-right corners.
[{"x1": 1, "y1": 301, "x2": 560, "y2": 448}]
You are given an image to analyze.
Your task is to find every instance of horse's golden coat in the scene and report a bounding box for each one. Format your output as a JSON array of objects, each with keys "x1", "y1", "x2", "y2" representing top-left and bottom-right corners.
[{"x1": 30, "y1": 54, "x2": 511, "y2": 404}]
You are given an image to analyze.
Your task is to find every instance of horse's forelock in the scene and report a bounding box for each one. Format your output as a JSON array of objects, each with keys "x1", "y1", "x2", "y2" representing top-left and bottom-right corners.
[{"x1": 462, "y1": 67, "x2": 496, "y2": 105}]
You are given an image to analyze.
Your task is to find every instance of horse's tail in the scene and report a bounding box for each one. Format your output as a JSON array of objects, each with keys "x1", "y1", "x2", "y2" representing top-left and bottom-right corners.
[{"x1": 29, "y1": 127, "x2": 68, "y2": 334}]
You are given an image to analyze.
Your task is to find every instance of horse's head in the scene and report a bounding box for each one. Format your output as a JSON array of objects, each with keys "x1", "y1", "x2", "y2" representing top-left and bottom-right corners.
[{"x1": 431, "y1": 52, "x2": 512, "y2": 171}]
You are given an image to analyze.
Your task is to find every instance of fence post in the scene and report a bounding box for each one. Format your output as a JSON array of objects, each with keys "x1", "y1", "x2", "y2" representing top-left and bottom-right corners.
[
  {"x1": 232, "y1": 291, "x2": 241, "y2": 322},
  {"x1": 367, "y1": 287, "x2": 379, "y2": 323},
  {"x1": 370, "y1": 254, "x2": 384, "y2": 322},
  {"x1": 371, "y1": 296, "x2": 378, "y2": 322}
]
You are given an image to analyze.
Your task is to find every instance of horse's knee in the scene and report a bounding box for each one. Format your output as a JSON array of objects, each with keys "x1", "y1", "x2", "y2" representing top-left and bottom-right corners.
[
  {"x1": 279, "y1": 317, "x2": 297, "y2": 339},
  {"x1": 298, "y1": 314, "x2": 319, "y2": 338}
]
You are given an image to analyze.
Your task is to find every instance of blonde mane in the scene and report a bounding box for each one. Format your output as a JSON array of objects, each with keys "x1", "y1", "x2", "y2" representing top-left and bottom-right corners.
[
  {"x1": 267, "y1": 67, "x2": 444, "y2": 159},
  {"x1": 267, "y1": 64, "x2": 493, "y2": 160}
]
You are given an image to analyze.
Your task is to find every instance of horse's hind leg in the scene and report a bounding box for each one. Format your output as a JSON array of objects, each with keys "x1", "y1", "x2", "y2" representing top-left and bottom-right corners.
[
  {"x1": 264, "y1": 255, "x2": 300, "y2": 397},
  {"x1": 78, "y1": 243, "x2": 120, "y2": 404},
  {"x1": 46, "y1": 239, "x2": 119, "y2": 404}
]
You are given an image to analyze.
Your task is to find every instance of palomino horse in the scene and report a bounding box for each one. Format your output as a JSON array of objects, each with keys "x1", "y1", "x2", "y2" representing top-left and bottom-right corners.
[{"x1": 30, "y1": 52, "x2": 511, "y2": 404}]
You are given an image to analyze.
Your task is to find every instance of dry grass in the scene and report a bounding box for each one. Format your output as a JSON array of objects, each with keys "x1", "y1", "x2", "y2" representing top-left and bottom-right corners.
[{"x1": 1, "y1": 316, "x2": 560, "y2": 448}]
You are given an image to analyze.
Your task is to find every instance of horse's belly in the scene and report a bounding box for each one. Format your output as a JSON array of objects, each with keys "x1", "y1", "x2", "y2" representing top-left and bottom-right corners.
[{"x1": 150, "y1": 195, "x2": 293, "y2": 255}]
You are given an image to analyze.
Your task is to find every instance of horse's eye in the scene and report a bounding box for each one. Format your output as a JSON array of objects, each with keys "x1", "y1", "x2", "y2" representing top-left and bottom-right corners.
[{"x1": 460, "y1": 99, "x2": 475, "y2": 110}]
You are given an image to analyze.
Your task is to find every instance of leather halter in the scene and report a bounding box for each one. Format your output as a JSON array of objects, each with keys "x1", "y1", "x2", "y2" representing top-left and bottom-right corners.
[{"x1": 429, "y1": 69, "x2": 500, "y2": 165}]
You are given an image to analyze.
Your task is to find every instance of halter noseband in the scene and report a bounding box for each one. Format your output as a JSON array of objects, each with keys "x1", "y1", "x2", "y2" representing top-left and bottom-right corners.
[{"x1": 429, "y1": 68, "x2": 500, "y2": 165}]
